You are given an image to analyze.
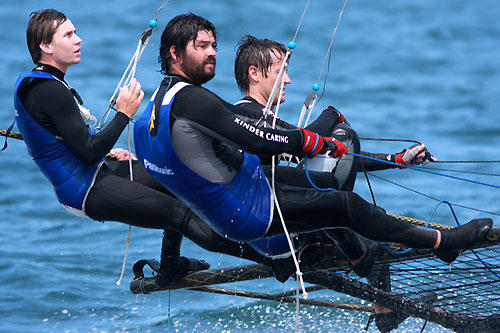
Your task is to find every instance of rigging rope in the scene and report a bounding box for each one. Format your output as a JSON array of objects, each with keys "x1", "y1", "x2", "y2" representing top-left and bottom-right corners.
[
  {"x1": 113, "y1": 0, "x2": 169, "y2": 286},
  {"x1": 315, "y1": 0, "x2": 348, "y2": 105},
  {"x1": 292, "y1": 0, "x2": 311, "y2": 42},
  {"x1": 367, "y1": 172, "x2": 500, "y2": 217},
  {"x1": 354, "y1": 152, "x2": 500, "y2": 281},
  {"x1": 261, "y1": 1, "x2": 331, "y2": 329},
  {"x1": 359, "y1": 136, "x2": 500, "y2": 164},
  {"x1": 349, "y1": 152, "x2": 500, "y2": 189},
  {"x1": 264, "y1": 5, "x2": 313, "y2": 331},
  {"x1": 296, "y1": 0, "x2": 348, "y2": 129}
]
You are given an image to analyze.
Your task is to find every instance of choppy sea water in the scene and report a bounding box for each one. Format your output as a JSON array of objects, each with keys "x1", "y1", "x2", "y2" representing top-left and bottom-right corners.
[{"x1": 1, "y1": 0, "x2": 500, "y2": 332}]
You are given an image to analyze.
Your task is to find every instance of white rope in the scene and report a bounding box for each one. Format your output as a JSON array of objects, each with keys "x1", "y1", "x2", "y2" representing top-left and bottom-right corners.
[
  {"x1": 297, "y1": 0, "x2": 348, "y2": 131},
  {"x1": 260, "y1": 1, "x2": 316, "y2": 330},
  {"x1": 116, "y1": 225, "x2": 132, "y2": 285},
  {"x1": 296, "y1": 93, "x2": 318, "y2": 128},
  {"x1": 262, "y1": 1, "x2": 350, "y2": 328},
  {"x1": 97, "y1": 40, "x2": 144, "y2": 130},
  {"x1": 113, "y1": 0, "x2": 170, "y2": 285},
  {"x1": 114, "y1": 40, "x2": 144, "y2": 286},
  {"x1": 266, "y1": 55, "x2": 307, "y2": 333}
]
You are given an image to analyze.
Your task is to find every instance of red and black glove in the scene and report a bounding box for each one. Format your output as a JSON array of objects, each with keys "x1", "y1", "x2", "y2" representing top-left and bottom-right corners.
[
  {"x1": 389, "y1": 144, "x2": 437, "y2": 169},
  {"x1": 325, "y1": 105, "x2": 346, "y2": 124},
  {"x1": 300, "y1": 128, "x2": 325, "y2": 157},
  {"x1": 299, "y1": 129, "x2": 348, "y2": 158},
  {"x1": 324, "y1": 137, "x2": 348, "y2": 158}
]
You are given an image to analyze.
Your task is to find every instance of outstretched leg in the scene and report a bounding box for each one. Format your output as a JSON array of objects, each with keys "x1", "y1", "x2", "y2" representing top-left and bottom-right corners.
[
  {"x1": 87, "y1": 161, "x2": 266, "y2": 263},
  {"x1": 266, "y1": 184, "x2": 491, "y2": 254}
]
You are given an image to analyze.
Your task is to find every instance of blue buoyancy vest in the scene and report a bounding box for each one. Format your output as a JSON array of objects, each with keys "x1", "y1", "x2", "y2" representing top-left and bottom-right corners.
[
  {"x1": 14, "y1": 71, "x2": 104, "y2": 216},
  {"x1": 232, "y1": 99, "x2": 291, "y2": 256},
  {"x1": 134, "y1": 82, "x2": 273, "y2": 242}
]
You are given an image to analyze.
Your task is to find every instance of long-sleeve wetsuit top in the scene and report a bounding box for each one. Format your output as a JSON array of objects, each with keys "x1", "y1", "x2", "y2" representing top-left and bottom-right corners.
[
  {"x1": 169, "y1": 75, "x2": 342, "y2": 184},
  {"x1": 236, "y1": 96, "x2": 396, "y2": 172},
  {"x1": 18, "y1": 64, "x2": 129, "y2": 166},
  {"x1": 358, "y1": 151, "x2": 398, "y2": 171},
  {"x1": 235, "y1": 96, "x2": 341, "y2": 133},
  {"x1": 235, "y1": 96, "x2": 342, "y2": 165}
]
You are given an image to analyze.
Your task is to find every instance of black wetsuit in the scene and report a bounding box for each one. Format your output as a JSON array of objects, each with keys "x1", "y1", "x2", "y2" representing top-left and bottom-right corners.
[
  {"x1": 17, "y1": 64, "x2": 265, "y2": 263},
  {"x1": 167, "y1": 75, "x2": 439, "y2": 249},
  {"x1": 235, "y1": 97, "x2": 401, "y2": 261},
  {"x1": 237, "y1": 97, "x2": 398, "y2": 186}
]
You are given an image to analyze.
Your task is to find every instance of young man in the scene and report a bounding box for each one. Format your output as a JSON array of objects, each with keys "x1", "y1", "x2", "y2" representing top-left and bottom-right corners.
[
  {"x1": 134, "y1": 13, "x2": 492, "y2": 270},
  {"x1": 232, "y1": 35, "x2": 442, "y2": 253},
  {"x1": 233, "y1": 35, "x2": 441, "y2": 331},
  {"x1": 233, "y1": 35, "x2": 382, "y2": 275},
  {"x1": 234, "y1": 35, "x2": 437, "y2": 181},
  {"x1": 15, "y1": 9, "x2": 277, "y2": 284}
]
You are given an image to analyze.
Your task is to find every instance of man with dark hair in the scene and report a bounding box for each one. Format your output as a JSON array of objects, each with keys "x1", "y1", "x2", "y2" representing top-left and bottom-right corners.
[
  {"x1": 14, "y1": 9, "x2": 280, "y2": 284},
  {"x1": 234, "y1": 35, "x2": 288, "y2": 101},
  {"x1": 159, "y1": 13, "x2": 217, "y2": 79},
  {"x1": 26, "y1": 8, "x2": 67, "y2": 64},
  {"x1": 134, "y1": 12, "x2": 492, "y2": 279},
  {"x1": 234, "y1": 35, "x2": 436, "y2": 175},
  {"x1": 232, "y1": 34, "x2": 444, "y2": 258},
  {"x1": 233, "y1": 34, "x2": 442, "y2": 332},
  {"x1": 233, "y1": 35, "x2": 379, "y2": 275}
]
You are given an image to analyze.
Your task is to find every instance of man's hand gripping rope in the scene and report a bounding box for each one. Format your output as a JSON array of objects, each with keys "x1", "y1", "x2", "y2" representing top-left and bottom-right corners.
[
  {"x1": 389, "y1": 143, "x2": 438, "y2": 168},
  {"x1": 299, "y1": 107, "x2": 348, "y2": 158}
]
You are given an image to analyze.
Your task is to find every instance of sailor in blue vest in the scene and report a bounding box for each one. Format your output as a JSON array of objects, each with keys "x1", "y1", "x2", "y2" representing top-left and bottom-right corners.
[
  {"x1": 134, "y1": 13, "x2": 493, "y2": 270},
  {"x1": 15, "y1": 9, "x2": 293, "y2": 284},
  {"x1": 232, "y1": 35, "x2": 453, "y2": 276},
  {"x1": 233, "y1": 34, "x2": 444, "y2": 333}
]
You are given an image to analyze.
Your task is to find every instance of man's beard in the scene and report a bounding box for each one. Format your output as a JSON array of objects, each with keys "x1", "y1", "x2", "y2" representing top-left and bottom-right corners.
[{"x1": 181, "y1": 56, "x2": 216, "y2": 85}]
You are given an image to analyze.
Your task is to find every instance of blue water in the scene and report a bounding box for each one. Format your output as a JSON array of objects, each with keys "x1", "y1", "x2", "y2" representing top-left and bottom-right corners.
[{"x1": 1, "y1": 0, "x2": 500, "y2": 332}]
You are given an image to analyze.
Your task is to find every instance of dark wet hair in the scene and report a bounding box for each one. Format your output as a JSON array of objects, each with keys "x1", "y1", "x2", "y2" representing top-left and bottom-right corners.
[
  {"x1": 234, "y1": 35, "x2": 286, "y2": 93},
  {"x1": 27, "y1": 8, "x2": 67, "y2": 64},
  {"x1": 159, "y1": 13, "x2": 217, "y2": 75}
]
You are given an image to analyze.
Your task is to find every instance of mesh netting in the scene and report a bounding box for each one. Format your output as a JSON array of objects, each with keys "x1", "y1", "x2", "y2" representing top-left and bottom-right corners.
[{"x1": 385, "y1": 244, "x2": 500, "y2": 317}]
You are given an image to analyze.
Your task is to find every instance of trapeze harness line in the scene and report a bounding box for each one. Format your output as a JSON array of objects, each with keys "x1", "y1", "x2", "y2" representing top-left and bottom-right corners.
[
  {"x1": 134, "y1": 82, "x2": 273, "y2": 242},
  {"x1": 13, "y1": 71, "x2": 104, "y2": 216}
]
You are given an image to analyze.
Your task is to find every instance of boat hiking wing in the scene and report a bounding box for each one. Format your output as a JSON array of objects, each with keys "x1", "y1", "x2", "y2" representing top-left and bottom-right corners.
[{"x1": 130, "y1": 217, "x2": 500, "y2": 332}]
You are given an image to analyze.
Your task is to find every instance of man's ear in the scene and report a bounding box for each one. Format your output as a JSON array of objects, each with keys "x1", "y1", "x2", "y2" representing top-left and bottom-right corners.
[
  {"x1": 248, "y1": 65, "x2": 260, "y2": 83},
  {"x1": 169, "y1": 45, "x2": 179, "y2": 62},
  {"x1": 39, "y1": 42, "x2": 53, "y2": 55}
]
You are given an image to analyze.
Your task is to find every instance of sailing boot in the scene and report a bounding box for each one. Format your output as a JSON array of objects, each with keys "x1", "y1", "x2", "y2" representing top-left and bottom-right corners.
[
  {"x1": 366, "y1": 263, "x2": 391, "y2": 291},
  {"x1": 325, "y1": 229, "x2": 381, "y2": 277},
  {"x1": 437, "y1": 218, "x2": 492, "y2": 251},
  {"x1": 374, "y1": 293, "x2": 437, "y2": 333},
  {"x1": 354, "y1": 240, "x2": 382, "y2": 278},
  {"x1": 265, "y1": 256, "x2": 295, "y2": 283},
  {"x1": 265, "y1": 237, "x2": 325, "y2": 283},
  {"x1": 434, "y1": 218, "x2": 491, "y2": 264},
  {"x1": 156, "y1": 230, "x2": 210, "y2": 287},
  {"x1": 157, "y1": 257, "x2": 210, "y2": 287},
  {"x1": 434, "y1": 248, "x2": 462, "y2": 264}
]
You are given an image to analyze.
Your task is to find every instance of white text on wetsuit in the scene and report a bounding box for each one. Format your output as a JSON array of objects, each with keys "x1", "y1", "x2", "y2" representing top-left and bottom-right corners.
[{"x1": 234, "y1": 118, "x2": 289, "y2": 143}]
